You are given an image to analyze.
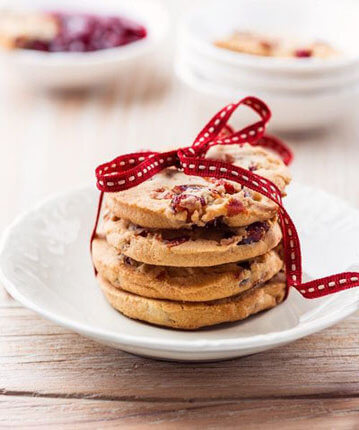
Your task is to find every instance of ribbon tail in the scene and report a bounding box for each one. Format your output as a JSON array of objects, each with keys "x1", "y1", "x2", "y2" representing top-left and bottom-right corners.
[{"x1": 294, "y1": 272, "x2": 359, "y2": 299}]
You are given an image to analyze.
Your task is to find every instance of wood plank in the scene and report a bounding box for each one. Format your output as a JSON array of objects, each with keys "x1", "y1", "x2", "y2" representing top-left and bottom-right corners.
[
  {"x1": 1, "y1": 303, "x2": 358, "y2": 400},
  {"x1": 1, "y1": 396, "x2": 359, "y2": 429}
]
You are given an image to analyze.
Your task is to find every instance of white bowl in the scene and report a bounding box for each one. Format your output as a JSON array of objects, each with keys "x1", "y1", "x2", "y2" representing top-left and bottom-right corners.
[
  {"x1": 176, "y1": 58, "x2": 359, "y2": 131},
  {"x1": 182, "y1": 0, "x2": 359, "y2": 75},
  {"x1": 178, "y1": 43, "x2": 359, "y2": 93},
  {"x1": 176, "y1": 0, "x2": 359, "y2": 130},
  {"x1": 0, "y1": 0, "x2": 168, "y2": 88}
]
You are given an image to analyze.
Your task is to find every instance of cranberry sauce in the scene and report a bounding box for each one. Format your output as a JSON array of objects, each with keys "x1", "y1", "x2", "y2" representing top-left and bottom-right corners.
[{"x1": 22, "y1": 12, "x2": 147, "y2": 52}]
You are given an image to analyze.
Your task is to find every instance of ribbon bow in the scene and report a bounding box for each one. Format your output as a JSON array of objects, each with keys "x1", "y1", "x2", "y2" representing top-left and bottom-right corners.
[{"x1": 93, "y1": 96, "x2": 359, "y2": 300}]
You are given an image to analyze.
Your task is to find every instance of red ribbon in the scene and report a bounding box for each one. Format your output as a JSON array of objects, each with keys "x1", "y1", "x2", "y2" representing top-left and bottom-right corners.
[{"x1": 93, "y1": 96, "x2": 359, "y2": 300}]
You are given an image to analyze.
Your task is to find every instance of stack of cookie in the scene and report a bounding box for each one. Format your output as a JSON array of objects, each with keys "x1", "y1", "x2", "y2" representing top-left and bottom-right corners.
[{"x1": 92, "y1": 143, "x2": 291, "y2": 329}]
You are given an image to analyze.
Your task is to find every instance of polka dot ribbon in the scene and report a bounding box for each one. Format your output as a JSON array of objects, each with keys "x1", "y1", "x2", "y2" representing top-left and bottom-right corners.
[{"x1": 93, "y1": 96, "x2": 359, "y2": 300}]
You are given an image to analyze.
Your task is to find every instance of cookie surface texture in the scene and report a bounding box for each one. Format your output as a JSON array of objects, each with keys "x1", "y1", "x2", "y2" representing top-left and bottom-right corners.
[
  {"x1": 105, "y1": 144, "x2": 291, "y2": 229},
  {"x1": 93, "y1": 238, "x2": 283, "y2": 301}
]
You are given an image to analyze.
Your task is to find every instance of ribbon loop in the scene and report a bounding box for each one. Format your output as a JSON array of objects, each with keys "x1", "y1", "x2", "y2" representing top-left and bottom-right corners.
[{"x1": 192, "y1": 96, "x2": 270, "y2": 146}]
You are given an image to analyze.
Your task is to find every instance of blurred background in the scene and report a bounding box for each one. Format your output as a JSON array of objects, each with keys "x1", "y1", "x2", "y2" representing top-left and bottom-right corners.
[{"x1": 1, "y1": 0, "x2": 359, "y2": 234}]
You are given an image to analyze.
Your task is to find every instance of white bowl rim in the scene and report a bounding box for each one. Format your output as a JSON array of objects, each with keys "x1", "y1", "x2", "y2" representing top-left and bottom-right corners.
[
  {"x1": 180, "y1": 0, "x2": 359, "y2": 74},
  {"x1": 175, "y1": 58, "x2": 359, "y2": 99},
  {"x1": 0, "y1": 0, "x2": 169, "y2": 66},
  {"x1": 0, "y1": 184, "x2": 358, "y2": 353},
  {"x1": 179, "y1": 46, "x2": 359, "y2": 92}
]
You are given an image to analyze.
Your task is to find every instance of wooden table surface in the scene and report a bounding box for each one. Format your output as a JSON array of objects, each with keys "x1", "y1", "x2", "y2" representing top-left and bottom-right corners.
[{"x1": 1, "y1": 1, "x2": 359, "y2": 428}]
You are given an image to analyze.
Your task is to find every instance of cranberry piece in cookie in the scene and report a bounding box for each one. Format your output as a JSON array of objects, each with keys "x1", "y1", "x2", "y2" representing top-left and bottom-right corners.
[
  {"x1": 226, "y1": 198, "x2": 245, "y2": 216},
  {"x1": 237, "y1": 221, "x2": 270, "y2": 245}
]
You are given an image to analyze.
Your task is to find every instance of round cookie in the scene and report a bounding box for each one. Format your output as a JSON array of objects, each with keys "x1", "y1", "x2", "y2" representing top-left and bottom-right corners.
[
  {"x1": 105, "y1": 143, "x2": 291, "y2": 229},
  {"x1": 215, "y1": 31, "x2": 338, "y2": 59},
  {"x1": 92, "y1": 238, "x2": 283, "y2": 302},
  {"x1": 103, "y1": 216, "x2": 282, "y2": 267},
  {"x1": 98, "y1": 274, "x2": 286, "y2": 330}
]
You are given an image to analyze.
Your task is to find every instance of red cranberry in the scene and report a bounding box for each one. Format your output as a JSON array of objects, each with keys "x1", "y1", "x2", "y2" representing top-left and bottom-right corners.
[
  {"x1": 237, "y1": 221, "x2": 269, "y2": 245},
  {"x1": 295, "y1": 49, "x2": 312, "y2": 58},
  {"x1": 223, "y1": 182, "x2": 236, "y2": 194},
  {"x1": 213, "y1": 179, "x2": 236, "y2": 194},
  {"x1": 22, "y1": 39, "x2": 50, "y2": 51},
  {"x1": 226, "y1": 198, "x2": 245, "y2": 216}
]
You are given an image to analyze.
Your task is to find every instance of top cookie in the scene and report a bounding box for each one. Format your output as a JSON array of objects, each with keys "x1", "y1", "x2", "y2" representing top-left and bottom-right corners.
[{"x1": 105, "y1": 144, "x2": 291, "y2": 229}]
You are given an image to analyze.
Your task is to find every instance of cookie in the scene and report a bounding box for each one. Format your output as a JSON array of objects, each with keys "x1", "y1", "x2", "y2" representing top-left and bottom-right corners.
[
  {"x1": 92, "y1": 238, "x2": 283, "y2": 302},
  {"x1": 105, "y1": 144, "x2": 291, "y2": 229},
  {"x1": 215, "y1": 31, "x2": 338, "y2": 59},
  {"x1": 98, "y1": 274, "x2": 286, "y2": 329},
  {"x1": 0, "y1": 10, "x2": 58, "y2": 49},
  {"x1": 102, "y1": 216, "x2": 282, "y2": 267}
]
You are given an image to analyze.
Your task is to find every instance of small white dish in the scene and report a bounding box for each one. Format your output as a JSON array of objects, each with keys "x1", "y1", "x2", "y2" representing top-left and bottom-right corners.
[
  {"x1": 0, "y1": 0, "x2": 168, "y2": 88},
  {"x1": 179, "y1": 43, "x2": 359, "y2": 92},
  {"x1": 175, "y1": 59, "x2": 359, "y2": 131},
  {"x1": 182, "y1": 0, "x2": 359, "y2": 73},
  {"x1": 176, "y1": 0, "x2": 359, "y2": 130},
  {"x1": 1, "y1": 183, "x2": 359, "y2": 362}
]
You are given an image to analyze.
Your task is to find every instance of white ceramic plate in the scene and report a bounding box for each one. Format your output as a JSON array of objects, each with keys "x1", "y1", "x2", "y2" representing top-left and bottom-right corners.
[
  {"x1": 1, "y1": 183, "x2": 359, "y2": 362},
  {"x1": 0, "y1": 0, "x2": 168, "y2": 88}
]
